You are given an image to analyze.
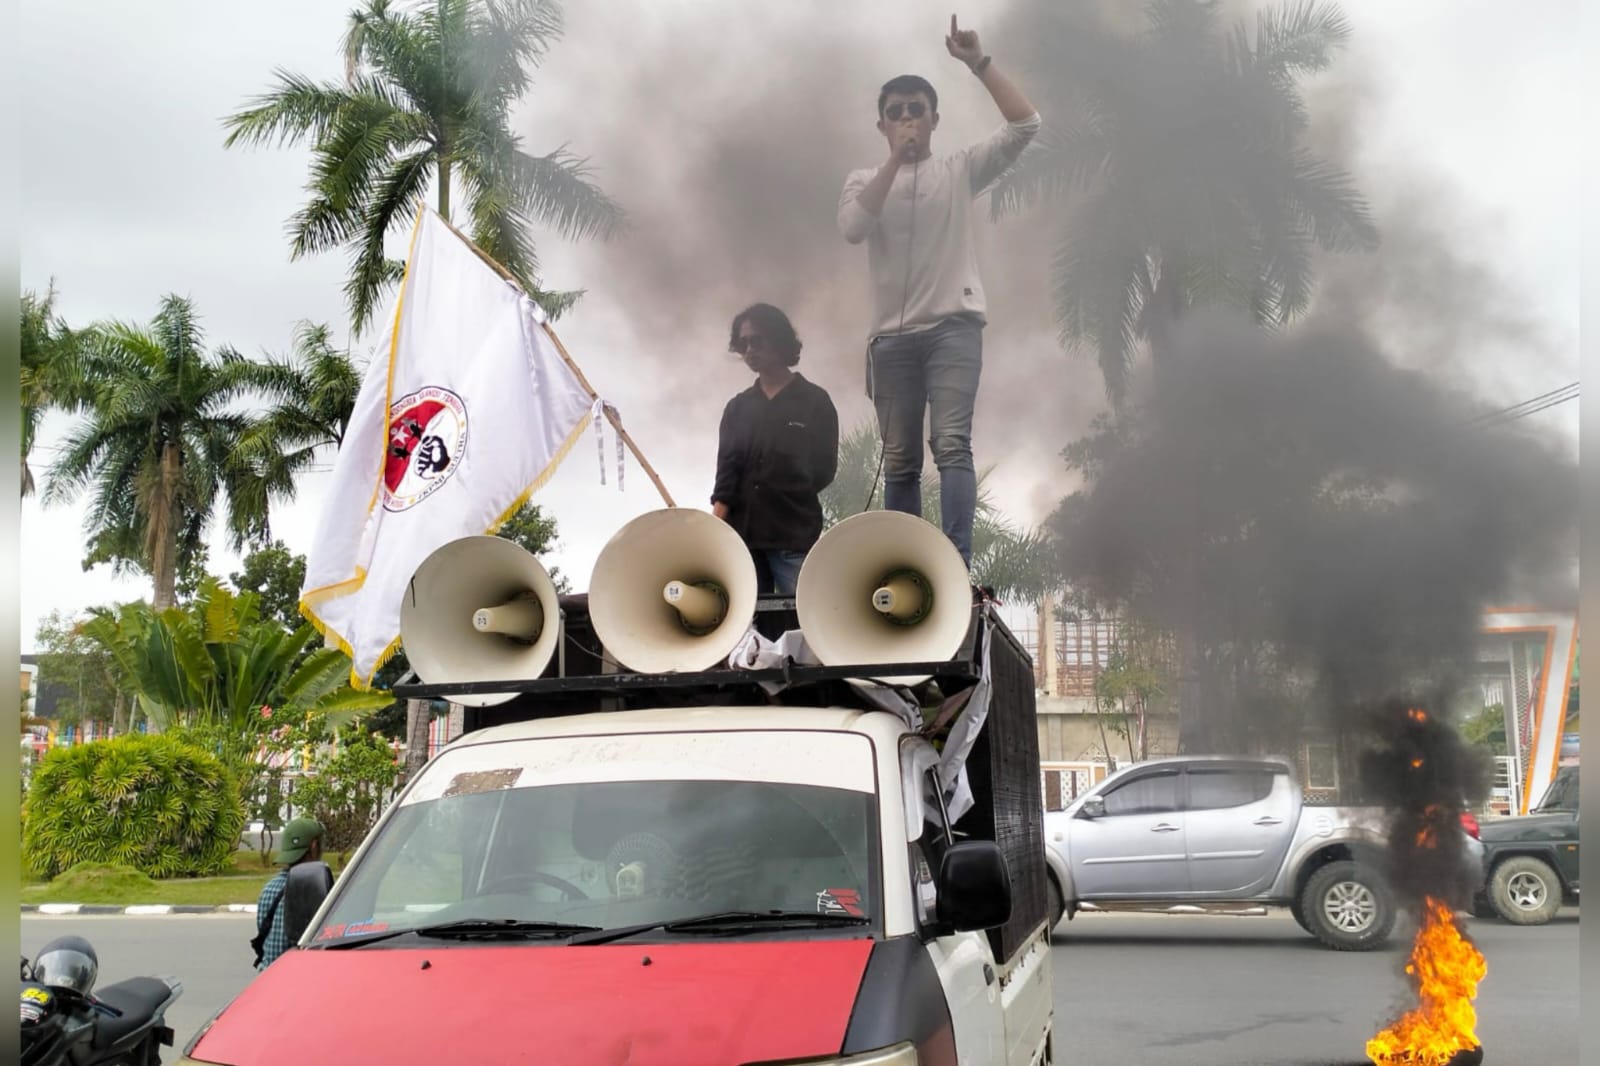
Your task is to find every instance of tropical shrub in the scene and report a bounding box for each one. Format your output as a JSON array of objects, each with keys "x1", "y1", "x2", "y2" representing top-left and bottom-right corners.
[
  {"x1": 290, "y1": 729, "x2": 401, "y2": 854},
  {"x1": 23, "y1": 734, "x2": 246, "y2": 879}
]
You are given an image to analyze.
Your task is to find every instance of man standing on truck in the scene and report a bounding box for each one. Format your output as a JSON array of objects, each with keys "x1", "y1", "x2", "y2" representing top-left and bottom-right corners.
[
  {"x1": 836, "y1": 15, "x2": 1040, "y2": 567},
  {"x1": 711, "y1": 303, "x2": 840, "y2": 595},
  {"x1": 252, "y1": 817, "x2": 325, "y2": 970}
]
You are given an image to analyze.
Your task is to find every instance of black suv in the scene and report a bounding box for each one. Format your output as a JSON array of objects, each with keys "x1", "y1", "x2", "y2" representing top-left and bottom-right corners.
[{"x1": 1476, "y1": 766, "x2": 1579, "y2": 924}]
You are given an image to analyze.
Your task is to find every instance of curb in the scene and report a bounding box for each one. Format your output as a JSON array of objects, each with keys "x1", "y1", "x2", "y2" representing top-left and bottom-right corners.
[{"x1": 24, "y1": 903, "x2": 258, "y2": 915}]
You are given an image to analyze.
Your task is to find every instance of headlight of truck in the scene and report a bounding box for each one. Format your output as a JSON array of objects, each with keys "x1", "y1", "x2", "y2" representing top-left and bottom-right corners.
[{"x1": 743, "y1": 1043, "x2": 916, "y2": 1066}]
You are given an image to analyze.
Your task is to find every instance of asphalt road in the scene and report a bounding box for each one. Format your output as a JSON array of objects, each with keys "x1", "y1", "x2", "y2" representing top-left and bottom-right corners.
[
  {"x1": 24, "y1": 909, "x2": 1578, "y2": 1064},
  {"x1": 1049, "y1": 909, "x2": 1579, "y2": 1066},
  {"x1": 23, "y1": 914, "x2": 258, "y2": 1056}
]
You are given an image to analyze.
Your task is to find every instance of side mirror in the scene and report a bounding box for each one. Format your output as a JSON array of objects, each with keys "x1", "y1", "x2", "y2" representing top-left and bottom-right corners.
[
  {"x1": 936, "y1": 840, "x2": 1012, "y2": 933},
  {"x1": 1078, "y1": 797, "x2": 1106, "y2": 820},
  {"x1": 283, "y1": 861, "x2": 335, "y2": 946}
]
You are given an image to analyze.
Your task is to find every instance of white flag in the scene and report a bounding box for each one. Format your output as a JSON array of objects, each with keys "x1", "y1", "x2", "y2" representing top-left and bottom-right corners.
[{"x1": 301, "y1": 209, "x2": 596, "y2": 685}]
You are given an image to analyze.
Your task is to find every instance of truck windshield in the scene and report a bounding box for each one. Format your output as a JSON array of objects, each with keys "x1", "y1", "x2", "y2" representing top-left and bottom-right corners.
[
  {"x1": 1534, "y1": 768, "x2": 1579, "y2": 812},
  {"x1": 309, "y1": 731, "x2": 880, "y2": 946}
]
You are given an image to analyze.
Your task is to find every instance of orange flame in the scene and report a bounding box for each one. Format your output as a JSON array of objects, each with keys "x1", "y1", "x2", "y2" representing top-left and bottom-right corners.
[
  {"x1": 1366, "y1": 898, "x2": 1486, "y2": 1066},
  {"x1": 1415, "y1": 804, "x2": 1443, "y2": 848},
  {"x1": 1407, "y1": 708, "x2": 1429, "y2": 723}
]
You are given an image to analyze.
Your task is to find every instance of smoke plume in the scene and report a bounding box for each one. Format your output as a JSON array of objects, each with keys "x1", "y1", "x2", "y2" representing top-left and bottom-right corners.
[
  {"x1": 526, "y1": 3, "x2": 1578, "y2": 873},
  {"x1": 523, "y1": 0, "x2": 1096, "y2": 497}
]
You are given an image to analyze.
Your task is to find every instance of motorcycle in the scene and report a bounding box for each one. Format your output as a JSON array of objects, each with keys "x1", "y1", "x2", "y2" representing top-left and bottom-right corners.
[{"x1": 20, "y1": 935, "x2": 183, "y2": 1066}]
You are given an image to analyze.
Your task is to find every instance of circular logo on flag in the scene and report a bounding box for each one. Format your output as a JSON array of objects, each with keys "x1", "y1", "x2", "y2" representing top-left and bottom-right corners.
[{"x1": 382, "y1": 386, "x2": 468, "y2": 512}]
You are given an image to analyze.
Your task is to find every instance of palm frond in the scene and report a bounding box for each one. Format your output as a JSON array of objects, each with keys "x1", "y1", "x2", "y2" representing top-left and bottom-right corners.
[
  {"x1": 222, "y1": 71, "x2": 360, "y2": 150},
  {"x1": 457, "y1": 155, "x2": 542, "y2": 290},
  {"x1": 289, "y1": 83, "x2": 433, "y2": 258},
  {"x1": 1286, "y1": 149, "x2": 1378, "y2": 253},
  {"x1": 504, "y1": 145, "x2": 628, "y2": 242},
  {"x1": 1144, "y1": 0, "x2": 1221, "y2": 47},
  {"x1": 346, "y1": 147, "x2": 435, "y2": 332},
  {"x1": 530, "y1": 287, "x2": 584, "y2": 320},
  {"x1": 1252, "y1": 0, "x2": 1352, "y2": 76},
  {"x1": 347, "y1": 1, "x2": 443, "y2": 118},
  {"x1": 989, "y1": 113, "x2": 1114, "y2": 221},
  {"x1": 469, "y1": 0, "x2": 564, "y2": 106},
  {"x1": 1051, "y1": 201, "x2": 1153, "y2": 407},
  {"x1": 342, "y1": 0, "x2": 400, "y2": 83}
]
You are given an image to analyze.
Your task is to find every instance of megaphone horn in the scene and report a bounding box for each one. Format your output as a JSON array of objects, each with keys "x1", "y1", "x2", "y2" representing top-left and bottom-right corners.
[
  {"x1": 472, "y1": 596, "x2": 545, "y2": 638},
  {"x1": 871, "y1": 568, "x2": 934, "y2": 624},
  {"x1": 662, "y1": 580, "x2": 729, "y2": 634},
  {"x1": 589, "y1": 508, "x2": 758, "y2": 673},
  {"x1": 399, "y1": 535, "x2": 562, "y2": 707},
  {"x1": 796, "y1": 511, "x2": 972, "y2": 685}
]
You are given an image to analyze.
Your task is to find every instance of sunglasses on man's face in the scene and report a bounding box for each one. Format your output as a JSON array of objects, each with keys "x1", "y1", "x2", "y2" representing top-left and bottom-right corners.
[
  {"x1": 733, "y1": 334, "x2": 771, "y2": 355},
  {"x1": 883, "y1": 101, "x2": 927, "y2": 122}
]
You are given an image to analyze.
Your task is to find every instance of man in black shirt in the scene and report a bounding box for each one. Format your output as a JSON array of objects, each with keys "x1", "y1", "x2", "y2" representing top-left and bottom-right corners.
[{"x1": 712, "y1": 304, "x2": 840, "y2": 595}]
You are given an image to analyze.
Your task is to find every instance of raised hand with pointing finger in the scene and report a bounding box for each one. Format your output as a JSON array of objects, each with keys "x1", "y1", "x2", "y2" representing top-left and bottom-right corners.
[
  {"x1": 835, "y1": 16, "x2": 1041, "y2": 567},
  {"x1": 945, "y1": 15, "x2": 985, "y2": 69}
]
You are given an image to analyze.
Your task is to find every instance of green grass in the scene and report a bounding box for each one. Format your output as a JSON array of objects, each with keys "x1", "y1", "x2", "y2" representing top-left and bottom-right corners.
[{"x1": 19, "y1": 852, "x2": 349, "y2": 907}]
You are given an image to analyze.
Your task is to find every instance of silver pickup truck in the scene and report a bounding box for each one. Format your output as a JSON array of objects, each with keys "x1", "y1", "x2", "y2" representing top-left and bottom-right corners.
[{"x1": 1041, "y1": 755, "x2": 1486, "y2": 951}]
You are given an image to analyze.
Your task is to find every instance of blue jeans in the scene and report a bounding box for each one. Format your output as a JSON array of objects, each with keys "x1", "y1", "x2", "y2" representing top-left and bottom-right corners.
[
  {"x1": 869, "y1": 315, "x2": 982, "y2": 565},
  {"x1": 754, "y1": 549, "x2": 807, "y2": 596}
]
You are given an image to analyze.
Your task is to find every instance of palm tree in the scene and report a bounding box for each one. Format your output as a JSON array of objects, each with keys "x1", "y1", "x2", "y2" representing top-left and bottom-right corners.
[
  {"x1": 223, "y1": 0, "x2": 625, "y2": 333},
  {"x1": 44, "y1": 295, "x2": 280, "y2": 610},
  {"x1": 993, "y1": 0, "x2": 1378, "y2": 405},
  {"x1": 234, "y1": 321, "x2": 364, "y2": 519},
  {"x1": 820, "y1": 421, "x2": 1060, "y2": 603},
  {"x1": 20, "y1": 286, "x2": 84, "y2": 498}
]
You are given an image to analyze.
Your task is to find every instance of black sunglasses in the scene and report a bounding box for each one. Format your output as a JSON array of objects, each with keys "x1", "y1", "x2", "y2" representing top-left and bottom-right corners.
[
  {"x1": 732, "y1": 334, "x2": 771, "y2": 355},
  {"x1": 883, "y1": 101, "x2": 928, "y2": 122}
]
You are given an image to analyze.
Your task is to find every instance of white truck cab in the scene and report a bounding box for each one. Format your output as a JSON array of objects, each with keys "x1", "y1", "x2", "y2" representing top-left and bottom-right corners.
[{"x1": 183, "y1": 600, "x2": 1055, "y2": 1066}]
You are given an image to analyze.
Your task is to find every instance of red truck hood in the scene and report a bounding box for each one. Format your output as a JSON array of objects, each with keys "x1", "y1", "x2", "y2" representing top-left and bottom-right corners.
[{"x1": 190, "y1": 939, "x2": 874, "y2": 1066}]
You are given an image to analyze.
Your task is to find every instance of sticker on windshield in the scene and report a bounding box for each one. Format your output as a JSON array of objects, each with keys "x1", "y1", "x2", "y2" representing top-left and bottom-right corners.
[
  {"x1": 317, "y1": 919, "x2": 391, "y2": 941},
  {"x1": 443, "y1": 768, "x2": 524, "y2": 797},
  {"x1": 816, "y1": 888, "x2": 865, "y2": 918}
]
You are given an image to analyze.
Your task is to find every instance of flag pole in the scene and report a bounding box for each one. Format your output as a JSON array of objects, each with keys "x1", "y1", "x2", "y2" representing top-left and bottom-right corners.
[{"x1": 434, "y1": 213, "x2": 677, "y2": 507}]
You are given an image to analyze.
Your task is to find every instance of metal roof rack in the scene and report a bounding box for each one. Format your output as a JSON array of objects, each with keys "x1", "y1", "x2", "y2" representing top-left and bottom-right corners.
[{"x1": 391, "y1": 657, "x2": 978, "y2": 701}]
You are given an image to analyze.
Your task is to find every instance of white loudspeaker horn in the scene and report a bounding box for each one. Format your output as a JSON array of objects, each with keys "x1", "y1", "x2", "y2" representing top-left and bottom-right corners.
[
  {"x1": 796, "y1": 511, "x2": 972, "y2": 685},
  {"x1": 400, "y1": 535, "x2": 562, "y2": 707},
  {"x1": 588, "y1": 508, "x2": 759, "y2": 673}
]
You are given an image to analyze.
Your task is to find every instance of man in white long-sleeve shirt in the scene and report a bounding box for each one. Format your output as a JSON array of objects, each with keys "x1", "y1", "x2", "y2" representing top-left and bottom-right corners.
[{"x1": 837, "y1": 15, "x2": 1040, "y2": 567}]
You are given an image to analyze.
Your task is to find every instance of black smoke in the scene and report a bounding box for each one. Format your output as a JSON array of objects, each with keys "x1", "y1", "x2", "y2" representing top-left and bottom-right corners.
[
  {"x1": 1054, "y1": 309, "x2": 1575, "y2": 706},
  {"x1": 1360, "y1": 699, "x2": 1494, "y2": 910},
  {"x1": 519, "y1": 3, "x2": 1578, "y2": 907},
  {"x1": 1052, "y1": 307, "x2": 1575, "y2": 901}
]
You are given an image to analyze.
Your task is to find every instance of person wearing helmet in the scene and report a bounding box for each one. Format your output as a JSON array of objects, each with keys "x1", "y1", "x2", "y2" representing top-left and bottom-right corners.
[{"x1": 252, "y1": 817, "x2": 325, "y2": 969}]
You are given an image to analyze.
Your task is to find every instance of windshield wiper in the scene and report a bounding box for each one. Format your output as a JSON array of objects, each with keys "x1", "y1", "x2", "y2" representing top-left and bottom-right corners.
[
  {"x1": 570, "y1": 910, "x2": 870, "y2": 946},
  {"x1": 318, "y1": 918, "x2": 602, "y2": 950}
]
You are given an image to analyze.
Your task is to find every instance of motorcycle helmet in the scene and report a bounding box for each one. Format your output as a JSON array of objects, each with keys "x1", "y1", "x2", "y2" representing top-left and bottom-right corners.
[{"x1": 31, "y1": 936, "x2": 98, "y2": 997}]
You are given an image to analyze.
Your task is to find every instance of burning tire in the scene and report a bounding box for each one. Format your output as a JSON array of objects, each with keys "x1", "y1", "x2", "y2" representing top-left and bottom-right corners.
[
  {"x1": 1488, "y1": 856, "x2": 1562, "y2": 925},
  {"x1": 1300, "y1": 860, "x2": 1396, "y2": 951}
]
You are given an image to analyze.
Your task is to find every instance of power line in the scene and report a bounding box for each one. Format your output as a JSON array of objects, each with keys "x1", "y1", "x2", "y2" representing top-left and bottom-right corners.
[{"x1": 1470, "y1": 381, "x2": 1578, "y2": 427}]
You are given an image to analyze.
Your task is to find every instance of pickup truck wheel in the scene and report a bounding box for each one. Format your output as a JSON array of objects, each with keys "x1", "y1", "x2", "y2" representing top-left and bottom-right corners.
[
  {"x1": 1489, "y1": 857, "x2": 1562, "y2": 925},
  {"x1": 1047, "y1": 877, "x2": 1065, "y2": 931},
  {"x1": 1300, "y1": 861, "x2": 1395, "y2": 951},
  {"x1": 1288, "y1": 897, "x2": 1312, "y2": 934}
]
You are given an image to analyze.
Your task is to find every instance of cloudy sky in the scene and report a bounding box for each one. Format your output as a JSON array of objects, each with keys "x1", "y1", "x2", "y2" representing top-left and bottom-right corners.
[{"x1": 18, "y1": 0, "x2": 1579, "y2": 650}]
